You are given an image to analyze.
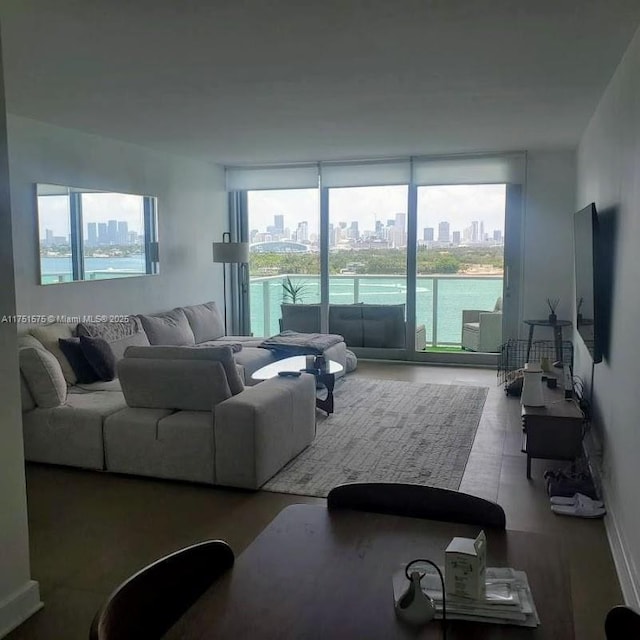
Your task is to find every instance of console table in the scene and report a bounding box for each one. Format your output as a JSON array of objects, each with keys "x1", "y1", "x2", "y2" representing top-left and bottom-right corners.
[
  {"x1": 524, "y1": 319, "x2": 572, "y2": 365},
  {"x1": 521, "y1": 386, "x2": 585, "y2": 478}
]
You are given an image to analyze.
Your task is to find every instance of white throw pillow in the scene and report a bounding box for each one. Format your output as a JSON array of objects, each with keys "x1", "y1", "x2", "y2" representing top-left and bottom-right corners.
[
  {"x1": 30, "y1": 323, "x2": 77, "y2": 385},
  {"x1": 19, "y1": 347, "x2": 68, "y2": 408}
]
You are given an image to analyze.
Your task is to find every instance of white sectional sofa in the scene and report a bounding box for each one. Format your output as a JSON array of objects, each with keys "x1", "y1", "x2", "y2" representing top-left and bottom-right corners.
[{"x1": 18, "y1": 301, "x2": 347, "y2": 488}]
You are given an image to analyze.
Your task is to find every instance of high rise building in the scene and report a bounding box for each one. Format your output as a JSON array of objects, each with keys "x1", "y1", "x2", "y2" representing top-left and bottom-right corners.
[
  {"x1": 349, "y1": 221, "x2": 359, "y2": 241},
  {"x1": 424, "y1": 227, "x2": 434, "y2": 242},
  {"x1": 98, "y1": 222, "x2": 108, "y2": 245},
  {"x1": 452, "y1": 230, "x2": 461, "y2": 245},
  {"x1": 107, "y1": 220, "x2": 118, "y2": 244},
  {"x1": 296, "y1": 221, "x2": 309, "y2": 243},
  {"x1": 493, "y1": 229, "x2": 503, "y2": 242},
  {"x1": 480, "y1": 221, "x2": 485, "y2": 242},
  {"x1": 128, "y1": 231, "x2": 138, "y2": 244},
  {"x1": 471, "y1": 220, "x2": 479, "y2": 242},
  {"x1": 393, "y1": 213, "x2": 407, "y2": 247},
  {"x1": 87, "y1": 222, "x2": 97, "y2": 246},
  {"x1": 438, "y1": 221, "x2": 450, "y2": 242},
  {"x1": 274, "y1": 215, "x2": 284, "y2": 232},
  {"x1": 117, "y1": 221, "x2": 129, "y2": 244},
  {"x1": 45, "y1": 228, "x2": 53, "y2": 246}
]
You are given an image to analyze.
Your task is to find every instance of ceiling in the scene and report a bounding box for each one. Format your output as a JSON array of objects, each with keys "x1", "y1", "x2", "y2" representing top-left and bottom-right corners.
[{"x1": 1, "y1": 0, "x2": 639, "y2": 166}]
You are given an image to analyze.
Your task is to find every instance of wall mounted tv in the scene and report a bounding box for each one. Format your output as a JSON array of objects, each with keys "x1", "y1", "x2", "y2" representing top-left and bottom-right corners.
[{"x1": 574, "y1": 203, "x2": 602, "y2": 363}]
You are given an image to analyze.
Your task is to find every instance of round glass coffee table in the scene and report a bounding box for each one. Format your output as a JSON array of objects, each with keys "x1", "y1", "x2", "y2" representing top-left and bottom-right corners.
[{"x1": 252, "y1": 355, "x2": 343, "y2": 415}]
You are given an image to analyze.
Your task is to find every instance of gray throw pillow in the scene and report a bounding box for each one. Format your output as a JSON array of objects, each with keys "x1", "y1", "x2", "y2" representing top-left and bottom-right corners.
[
  {"x1": 19, "y1": 347, "x2": 67, "y2": 408},
  {"x1": 137, "y1": 308, "x2": 195, "y2": 346},
  {"x1": 182, "y1": 302, "x2": 225, "y2": 342}
]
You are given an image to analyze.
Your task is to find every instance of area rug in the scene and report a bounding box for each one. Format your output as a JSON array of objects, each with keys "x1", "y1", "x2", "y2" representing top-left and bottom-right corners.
[{"x1": 262, "y1": 377, "x2": 489, "y2": 498}]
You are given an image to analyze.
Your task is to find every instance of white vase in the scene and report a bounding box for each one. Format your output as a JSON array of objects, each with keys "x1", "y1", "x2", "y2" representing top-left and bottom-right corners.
[{"x1": 521, "y1": 366, "x2": 545, "y2": 407}]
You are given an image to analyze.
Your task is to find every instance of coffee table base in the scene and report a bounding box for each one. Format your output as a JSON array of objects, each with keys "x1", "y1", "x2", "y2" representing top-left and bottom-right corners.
[{"x1": 315, "y1": 371, "x2": 336, "y2": 415}]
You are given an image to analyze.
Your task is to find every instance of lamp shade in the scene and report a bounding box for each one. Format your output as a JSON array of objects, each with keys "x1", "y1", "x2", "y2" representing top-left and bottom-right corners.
[{"x1": 212, "y1": 241, "x2": 249, "y2": 264}]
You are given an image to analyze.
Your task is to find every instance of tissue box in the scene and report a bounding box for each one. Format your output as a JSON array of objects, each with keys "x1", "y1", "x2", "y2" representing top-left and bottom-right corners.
[{"x1": 445, "y1": 531, "x2": 486, "y2": 599}]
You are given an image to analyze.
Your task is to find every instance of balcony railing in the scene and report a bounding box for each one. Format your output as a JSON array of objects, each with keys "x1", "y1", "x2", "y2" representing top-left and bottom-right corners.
[{"x1": 250, "y1": 273, "x2": 503, "y2": 347}]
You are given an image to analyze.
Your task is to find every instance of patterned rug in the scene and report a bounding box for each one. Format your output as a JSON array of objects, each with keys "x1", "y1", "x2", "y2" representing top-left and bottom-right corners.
[{"x1": 262, "y1": 377, "x2": 488, "y2": 498}]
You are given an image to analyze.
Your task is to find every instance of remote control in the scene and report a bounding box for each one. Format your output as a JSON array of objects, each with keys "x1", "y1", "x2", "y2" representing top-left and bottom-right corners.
[{"x1": 278, "y1": 371, "x2": 302, "y2": 377}]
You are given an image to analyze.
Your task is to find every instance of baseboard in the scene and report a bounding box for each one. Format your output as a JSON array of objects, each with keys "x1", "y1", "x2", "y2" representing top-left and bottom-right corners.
[
  {"x1": 0, "y1": 580, "x2": 42, "y2": 639},
  {"x1": 583, "y1": 431, "x2": 640, "y2": 609}
]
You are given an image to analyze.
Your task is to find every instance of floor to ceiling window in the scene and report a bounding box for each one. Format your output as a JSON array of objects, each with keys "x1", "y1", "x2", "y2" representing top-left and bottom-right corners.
[
  {"x1": 327, "y1": 185, "x2": 408, "y2": 304},
  {"x1": 246, "y1": 188, "x2": 320, "y2": 337},
  {"x1": 415, "y1": 184, "x2": 506, "y2": 351}
]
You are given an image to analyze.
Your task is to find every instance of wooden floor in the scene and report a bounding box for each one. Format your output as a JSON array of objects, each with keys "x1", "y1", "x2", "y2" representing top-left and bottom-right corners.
[{"x1": 7, "y1": 361, "x2": 622, "y2": 639}]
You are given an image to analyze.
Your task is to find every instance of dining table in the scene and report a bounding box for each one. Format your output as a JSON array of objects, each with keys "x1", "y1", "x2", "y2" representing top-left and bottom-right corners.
[{"x1": 165, "y1": 504, "x2": 574, "y2": 639}]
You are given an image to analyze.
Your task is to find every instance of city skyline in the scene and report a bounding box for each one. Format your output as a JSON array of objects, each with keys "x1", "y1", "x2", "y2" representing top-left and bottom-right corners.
[
  {"x1": 247, "y1": 184, "x2": 506, "y2": 248},
  {"x1": 37, "y1": 191, "x2": 145, "y2": 237},
  {"x1": 42, "y1": 219, "x2": 142, "y2": 247}
]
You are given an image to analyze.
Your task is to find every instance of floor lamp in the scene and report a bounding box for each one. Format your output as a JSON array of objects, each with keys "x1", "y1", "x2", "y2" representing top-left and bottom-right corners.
[{"x1": 212, "y1": 232, "x2": 249, "y2": 334}]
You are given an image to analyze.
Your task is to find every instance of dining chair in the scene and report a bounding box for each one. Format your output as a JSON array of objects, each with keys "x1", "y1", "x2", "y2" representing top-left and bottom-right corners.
[
  {"x1": 605, "y1": 605, "x2": 640, "y2": 638},
  {"x1": 89, "y1": 539, "x2": 234, "y2": 640},
  {"x1": 327, "y1": 482, "x2": 506, "y2": 529}
]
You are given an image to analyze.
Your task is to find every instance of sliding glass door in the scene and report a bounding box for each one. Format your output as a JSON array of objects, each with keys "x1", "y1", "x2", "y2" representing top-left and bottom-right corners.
[
  {"x1": 415, "y1": 184, "x2": 506, "y2": 352},
  {"x1": 327, "y1": 185, "x2": 408, "y2": 305},
  {"x1": 246, "y1": 189, "x2": 320, "y2": 337}
]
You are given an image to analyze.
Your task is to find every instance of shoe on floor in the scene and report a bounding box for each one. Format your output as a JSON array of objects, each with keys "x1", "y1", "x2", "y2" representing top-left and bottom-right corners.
[
  {"x1": 550, "y1": 493, "x2": 604, "y2": 508},
  {"x1": 551, "y1": 494, "x2": 606, "y2": 518}
]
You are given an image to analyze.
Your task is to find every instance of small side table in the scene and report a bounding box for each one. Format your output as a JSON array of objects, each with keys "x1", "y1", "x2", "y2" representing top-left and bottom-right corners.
[
  {"x1": 524, "y1": 319, "x2": 572, "y2": 364},
  {"x1": 521, "y1": 387, "x2": 585, "y2": 478}
]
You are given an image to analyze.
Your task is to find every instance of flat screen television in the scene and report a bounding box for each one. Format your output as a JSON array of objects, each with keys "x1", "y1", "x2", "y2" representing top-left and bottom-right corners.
[{"x1": 574, "y1": 203, "x2": 602, "y2": 363}]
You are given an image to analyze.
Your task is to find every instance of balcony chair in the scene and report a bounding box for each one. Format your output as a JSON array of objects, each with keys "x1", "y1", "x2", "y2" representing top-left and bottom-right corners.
[
  {"x1": 461, "y1": 297, "x2": 503, "y2": 353},
  {"x1": 327, "y1": 482, "x2": 506, "y2": 529},
  {"x1": 89, "y1": 540, "x2": 234, "y2": 640}
]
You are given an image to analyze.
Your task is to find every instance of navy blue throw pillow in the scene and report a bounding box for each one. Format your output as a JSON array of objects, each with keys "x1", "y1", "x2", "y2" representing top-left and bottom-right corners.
[
  {"x1": 79, "y1": 336, "x2": 116, "y2": 381},
  {"x1": 58, "y1": 337, "x2": 100, "y2": 384}
]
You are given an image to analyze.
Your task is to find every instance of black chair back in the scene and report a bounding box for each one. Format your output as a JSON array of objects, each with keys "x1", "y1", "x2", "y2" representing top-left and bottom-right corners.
[
  {"x1": 605, "y1": 605, "x2": 640, "y2": 638},
  {"x1": 327, "y1": 482, "x2": 506, "y2": 529},
  {"x1": 90, "y1": 539, "x2": 234, "y2": 640}
]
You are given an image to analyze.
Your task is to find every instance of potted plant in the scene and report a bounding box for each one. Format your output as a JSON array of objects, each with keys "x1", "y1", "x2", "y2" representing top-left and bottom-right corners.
[
  {"x1": 282, "y1": 276, "x2": 308, "y2": 304},
  {"x1": 546, "y1": 297, "x2": 559, "y2": 324}
]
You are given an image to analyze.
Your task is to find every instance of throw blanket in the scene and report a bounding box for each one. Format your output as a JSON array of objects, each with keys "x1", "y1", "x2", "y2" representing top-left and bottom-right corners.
[{"x1": 260, "y1": 330, "x2": 344, "y2": 356}]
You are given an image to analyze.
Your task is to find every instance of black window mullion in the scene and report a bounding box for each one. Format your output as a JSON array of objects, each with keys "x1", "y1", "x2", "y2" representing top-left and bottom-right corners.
[
  {"x1": 143, "y1": 196, "x2": 157, "y2": 274},
  {"x1": 69, "y1": 192, "x2": 84, "y2": 280}
]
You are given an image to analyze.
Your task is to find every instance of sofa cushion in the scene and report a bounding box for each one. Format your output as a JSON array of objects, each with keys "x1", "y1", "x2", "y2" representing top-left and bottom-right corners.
[
  {"x1": 123, "y1": 345, "x2": 244, "y2": 395},
  {"x1": 138, "y1": 308, "x2": 195, "y2": 346},
  {"x1": 182, "y1": 302, "x2": 225, "y2": 343},
  {"x1": 19, "y1": 347, "x2": 68, "y2": 408},
  {"x1": 79, "y1": 336, "x2": 117, "y2": 381},
  {"x1": 20, "y1": 373, "x2": 36, "y2": 412},
  {"x1": 58, "y1": 338, "x2": 100, "y2": 384},
  {"x1": 30, "y1": 323, "x2": 77, "y2": 385},
  {"x1": 361, "y1": 303, "x2": 405, "y2": 348},
  {"x1": 76, "y1": 317, "x2": 150, "y2": 361},
  {"x1": 280, "y1": 304, "x2": 321, "y2": 333}
]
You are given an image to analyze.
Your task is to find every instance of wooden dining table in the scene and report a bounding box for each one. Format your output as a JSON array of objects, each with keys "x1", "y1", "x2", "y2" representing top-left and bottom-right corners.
[{"x1": 165, "y1": 504, "x2": 574, "y2": 639}]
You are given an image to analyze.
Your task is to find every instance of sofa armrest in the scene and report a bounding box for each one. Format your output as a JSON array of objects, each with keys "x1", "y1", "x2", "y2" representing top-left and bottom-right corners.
[{"x1": 214, "y1": 374, "x2": 316, "y2": 489}]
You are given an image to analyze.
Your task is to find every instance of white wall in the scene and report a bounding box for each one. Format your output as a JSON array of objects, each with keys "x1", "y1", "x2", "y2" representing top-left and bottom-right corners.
[
  {"x1": 521, "y1": 149, "x2": 577, "y2": 328},
  {"x1": 576, "y1": 25, "x2": 640, "y2": 607},
  {"x1": 8, "y1": 115, "x2": 227, "y2": 317},
  {"x1": 0, "y1": 45, "x2": 41, "y2": 638}
]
